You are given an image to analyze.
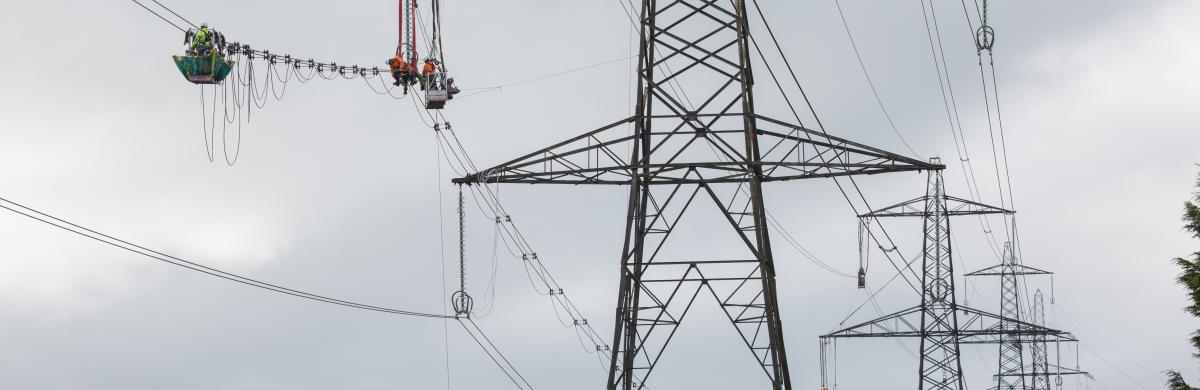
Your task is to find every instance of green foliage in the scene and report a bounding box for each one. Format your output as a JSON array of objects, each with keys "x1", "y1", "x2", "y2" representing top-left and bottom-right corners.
[
  {"x1": 1170, "y1": 170, "x2": 1200, "y2": 388},
  {"x1": 1193, "y1": 329, "x2": 1200, "y2": 360},
  {"x1": 1176, "y1": 256, "x2": 1200, "y2": 318},
  {"x1": 1187, "y1": 173, "x2": 1200, "y2": 239},
  {"x1": 1168, "y1": 370, "x2": 1197, "y2": 390}
]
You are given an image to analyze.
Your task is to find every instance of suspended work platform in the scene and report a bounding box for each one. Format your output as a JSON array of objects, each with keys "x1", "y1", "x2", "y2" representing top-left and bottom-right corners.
[{"x1": 172, "y1": 51, "x2": 233, "y2": 85}]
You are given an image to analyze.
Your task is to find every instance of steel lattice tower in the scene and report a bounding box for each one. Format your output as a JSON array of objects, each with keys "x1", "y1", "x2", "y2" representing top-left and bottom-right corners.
[
  {"x1": 1030, "y1": 290, "x2": 1051, "y2": 390},
  {"x1": 915, "y1": 160, "x2": 967, "y2": 390},
  {"x1": 998, "y1": 244, "x2": 1026, "y2": 390},
  {"x1": 966, "y1": 243, "x2": 1052, "y2": 390},
  {"x1": 454, "y1": 0, "x2": 939, "y2": 388},
  {"x1": 822, "y1": 162, "x2": 1012, "y2": 390},
  {"x1": 962, "y1": 262, "x2": 1088, "y2": 389}
]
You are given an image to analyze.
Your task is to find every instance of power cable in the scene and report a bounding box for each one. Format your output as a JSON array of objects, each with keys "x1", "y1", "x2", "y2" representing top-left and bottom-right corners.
[
  {"x1": 748, "y1": 0, "x2": 924, "y2": 296},
  {"x1": 0, "y1": 196, "x2": 452, "y2": 319},
  {"x1": 149, "y1": 0, "x2": 198, "y2": 28},
  {"x1": 832, "y1": 0, "x2": 923, "y2": 158},
  {"x1": 459, "y1": 318, "x2": 536, "y2": 390},
  {"x1": 418, "y1": 106, "x2": 614, "y2": 371},
  {"x1": 924, "y1": 0, "x2": 1013, "y2": 244},
  {"x1": 1076, "y1": 342, "x2": 1150, "y2": 390},
  {"x1": 455, "y1": 55, "x2": 636, "y2": 100},
  {"x1": 129, "y1": 0, "x2": 186, "y2": 33},
  {"x1": 1057, "y1": 306, "x2": 1158, "y2": 381},
  {"x1": 437, "y1": 138, "x2": 455, "y2": 390}
]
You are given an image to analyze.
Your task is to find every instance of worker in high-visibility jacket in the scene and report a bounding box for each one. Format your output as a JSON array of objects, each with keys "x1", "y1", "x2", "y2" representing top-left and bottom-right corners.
[
  {"x1": 386, "y1": 55, "x2": 409, "y2": 89},
  {"x1": 420, "y1": 59, "x2": 436, "y2": 90},
  {"x1": 191, "y1": 23, "x2": 213, "y2": 56}
]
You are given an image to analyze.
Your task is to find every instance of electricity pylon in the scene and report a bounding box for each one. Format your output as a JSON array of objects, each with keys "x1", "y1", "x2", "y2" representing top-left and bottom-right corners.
[
  {"x1": 966, "y1": 243, "x2": 1047, "y2": 389},
  {"x1": 1030, "y1": 290, "x2": 1050, "y2": 390},
  {"x1": 966, "y1": 247, "x2": 1087, "y2": 389},
  {"x1": 454, "y1": 0, "x2": 939, "y2": 388},
  {"x1": 821, "y1": 161, "x2": 1014, "y2": 390}
]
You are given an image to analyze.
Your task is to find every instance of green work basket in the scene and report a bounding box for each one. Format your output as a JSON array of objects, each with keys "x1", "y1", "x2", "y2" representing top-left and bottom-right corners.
[{"x1": 172, "y1": 51, "x2": 234, "y2": 85}]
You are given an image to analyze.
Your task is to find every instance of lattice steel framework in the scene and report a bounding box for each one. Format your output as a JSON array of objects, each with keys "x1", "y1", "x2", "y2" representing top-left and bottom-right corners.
[
  {"x1": 822, "y1": 163, "x2": 1011, "y2": 390},
  {"x1": 964, "y1": 262, "x2": 1088, "y2": 389},
  {"x1": 454, "y1": 0, "x2": 939, "y2": 388},
  {"x1": 966, "y1": 243, "x2": 1051, "y2": 390},
  {"x1": 1029, "y1": 290, "x2": 1050, "y2": 390}
]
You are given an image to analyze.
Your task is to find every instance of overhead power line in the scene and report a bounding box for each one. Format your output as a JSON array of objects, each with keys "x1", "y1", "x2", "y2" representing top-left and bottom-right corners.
[
  {"x1": 460, "y1": 318, "x2": 537, "y2": 390},
  {"x1": 831, "y1": 0, "x2": 923, "y2": 159},
  {"x1": 0, "y1": 195, "x2": 452, "y2": 319},
  {"x1": 748, "y1": 0, "x2": 925, "y2": 296},
  {"x1": 456, "y1": 55, "x2": 636, "y2": 100},
  {"x1": 149, "y1": 0, "x2": 198, "y2": 28},
  {"x1": 0, "y1": 195, "x2": 538, "y2": 387},
  {"x1": 117, "y1": 2, "x2": 542, "y2": 386},
  {"x1": 129, "y1": 0, "x2": 186, "y2": 33}
]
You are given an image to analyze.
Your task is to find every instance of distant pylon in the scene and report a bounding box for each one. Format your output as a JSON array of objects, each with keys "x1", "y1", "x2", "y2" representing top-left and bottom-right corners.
[
  {"x1": 966, "y1": 243, "x2": 1051, "y2": 390},
  {"x1": 822, "y1": 160, "x2": 1011, "y2": 390},
  {"x1": 1030, "y1": 290, "x2": 1051, "y2": 390}
]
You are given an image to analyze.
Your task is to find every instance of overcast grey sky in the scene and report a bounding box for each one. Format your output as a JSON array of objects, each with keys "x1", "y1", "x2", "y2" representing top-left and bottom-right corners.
[{"x1": 0, "y1": 0, "x2": 1197, "y2": 389}]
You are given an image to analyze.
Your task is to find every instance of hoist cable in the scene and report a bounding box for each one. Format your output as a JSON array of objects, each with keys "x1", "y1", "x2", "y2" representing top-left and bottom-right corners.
[
  {"x1": 129, "y1": 0, "x2": 186, "y2": 32},
  {"x1": 148, "y1": 0, "x2": 198, "y2": 28},
  {"x1": 0, "y1": 196, "x2": 453, "y2": 319}
]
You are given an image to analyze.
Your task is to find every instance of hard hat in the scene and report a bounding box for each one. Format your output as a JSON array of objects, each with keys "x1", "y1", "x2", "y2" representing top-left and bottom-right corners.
[{"x1": 201, "y1": 22, "x2": 209, "y2": 28}]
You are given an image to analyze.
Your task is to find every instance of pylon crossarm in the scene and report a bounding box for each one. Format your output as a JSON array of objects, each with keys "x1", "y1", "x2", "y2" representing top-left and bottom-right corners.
[
  {"x1": 942, "y1": 195, "x2": 1014, "y2": 215},
  {"x1": 822, "y1": 306, "x2": 925, "y2": 338},
  {"x1": 858, "y1": 196, "x2": 929, "y2": 218},
  {"x1": 997, "y1": 365, "x2": 1090, "y2": 378},
  {"x1": 965, "y1": 263, "x2": 1053, "y2": 277},
  {"x1": 859, "y1": 196, "x2": 1012, "y2": 218},
  {"x1": 453, "y1": 112, "x2": 937, "y2": 186},
  {"x1": 452, "y1": 116, "x2": 636, "y2": 185},
  {"x1": 752, "y1": 115, "x2": 935, "y2": 167},
  {"x1": 822, "y1": 305, "x2": 1073, "y2": 341},
  {"x1": 955, "y1": 305, "x2": 1076, "y2": 344}
]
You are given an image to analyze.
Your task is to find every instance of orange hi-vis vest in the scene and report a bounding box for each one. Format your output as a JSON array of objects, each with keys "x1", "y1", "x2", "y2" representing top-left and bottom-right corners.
[
  {"x1": 389, "y1": 56, "x2": 406, "y2": 71},
  {"x1": 423, "y1": 62, "x2": 435, "y2": 73}
]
